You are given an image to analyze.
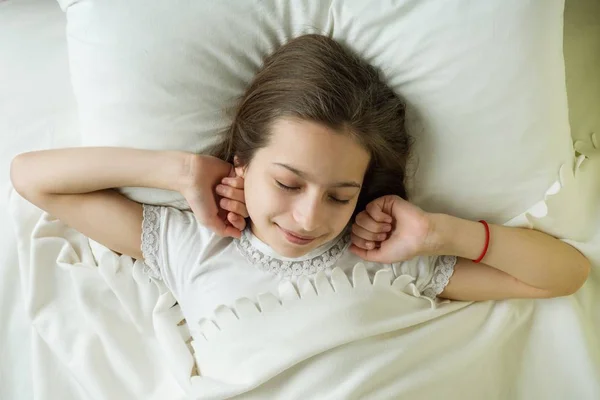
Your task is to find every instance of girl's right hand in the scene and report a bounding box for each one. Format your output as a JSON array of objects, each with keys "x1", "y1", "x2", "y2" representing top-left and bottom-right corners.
[
  {"x1": 216, "y1": 175, "x2": 248, "y2": 233},
  {"x1": 180, "y1": 154, "x2": 248, "y2": 238}
]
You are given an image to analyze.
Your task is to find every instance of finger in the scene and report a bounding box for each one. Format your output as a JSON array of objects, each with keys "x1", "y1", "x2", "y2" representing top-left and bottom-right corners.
[
  {"x1": 365, "y1": 201, "x2": 393, "y2": 223},
  {"x1": 219, "y1": 199, "x2": 249, "y2": 218},
  {"x1": 219, "y1": 198, "x2": 249, "y2": 218},
  {"x1": 349, "y1": 244, "x2": 368, "y2": 258},
  {"x1": 221, "y1": 176, "x2": 244, "y2": 189},
  {"x1": 352, "y1": 224, "x2": 388, "y2": 242},
  {"x1": 349, "y1": 244, "x2": 385, "y2": 263},
  {"x1": 203, "y1": 215, "x2": 228, "y2": 237},
  {"x1": 228, "y1": 166, "x2": 237, "y2": 178},
  {"x1": 223, "y1": 225, "x2": 242, "y2": 239},
  {"x1": 228, "y1": 212, "x2": 246, "y2": 231},
  {"x1": 350, "y1": 233, "x2": 377, "y2": 250},
  {"x1": 354, "y1": 212, "x2": 392, "y2": 233},
  {"x1": 215, "y1": 184, "x2": 245, "y2": 203}
]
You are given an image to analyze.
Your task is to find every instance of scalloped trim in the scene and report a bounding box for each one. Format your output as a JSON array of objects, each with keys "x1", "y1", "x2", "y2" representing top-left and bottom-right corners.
[
  {"x1": 194, "y1": 263, "x2": 437, "y2": 340},
  {"x1": 505, "y1": 132, "x2": 600, "y2": 241},
  {"x1": 501, "y1": 132, "x2": 600, "y2": 250},
  {"x1": 505, "y1": 155, "x2": 586, "y2": 229}
]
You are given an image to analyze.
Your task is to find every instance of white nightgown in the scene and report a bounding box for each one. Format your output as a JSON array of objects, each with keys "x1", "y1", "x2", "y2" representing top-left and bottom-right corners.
[{"x1": 140, "y1": 205, "x2": 456, "y2": 337}]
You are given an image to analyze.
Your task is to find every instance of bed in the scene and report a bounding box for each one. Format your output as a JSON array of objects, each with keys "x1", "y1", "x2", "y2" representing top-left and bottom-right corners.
[
  {"x1": 1, "y1": 0, "x2": 599, "y2": 399},
  {"x1": 0, "y1": 1, "x2": 79, "y2": 398}
]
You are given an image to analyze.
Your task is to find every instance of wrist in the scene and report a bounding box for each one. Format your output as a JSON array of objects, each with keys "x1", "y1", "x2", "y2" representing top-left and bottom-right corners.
[
  {"x1": 429, "y1": 213, "x2": 486, "y2": 259},
  {"x1": 104, "y1": 148, "x2": 191, "y2": 194},
  {"x1": 129, "y1": 149, "x2": 193, "y2": 193},
  {"x1": 175, "y1": 152, "x2": 201, "y2": 193}
]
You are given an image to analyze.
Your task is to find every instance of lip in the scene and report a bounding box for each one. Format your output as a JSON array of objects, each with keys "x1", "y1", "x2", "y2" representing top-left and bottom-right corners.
[{"x1": 276, "y1": 225, "x2": 316, "y2": 245}]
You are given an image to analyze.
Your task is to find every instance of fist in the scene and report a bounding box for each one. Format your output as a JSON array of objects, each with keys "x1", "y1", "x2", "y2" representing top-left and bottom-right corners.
[{"x1": 349, "y1": 195, "x2": 434, "y2": 263}]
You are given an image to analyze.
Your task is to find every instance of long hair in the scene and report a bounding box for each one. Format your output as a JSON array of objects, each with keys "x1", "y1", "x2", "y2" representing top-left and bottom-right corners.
[{"x1": 208, "y1": 34, "x2": 412, "y2": 214}]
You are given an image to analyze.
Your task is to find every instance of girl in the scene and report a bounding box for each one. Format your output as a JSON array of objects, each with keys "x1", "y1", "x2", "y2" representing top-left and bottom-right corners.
[{"x1": 11, "y1": 35, "x2": 590, "y2": 330}]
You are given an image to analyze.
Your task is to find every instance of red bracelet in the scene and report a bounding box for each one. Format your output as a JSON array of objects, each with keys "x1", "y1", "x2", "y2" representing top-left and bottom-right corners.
[{"x1": 473, "y1": 220, "x2": 490, "y2": 263}]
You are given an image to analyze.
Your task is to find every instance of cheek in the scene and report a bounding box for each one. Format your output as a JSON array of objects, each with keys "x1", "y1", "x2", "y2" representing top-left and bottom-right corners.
[
  {"x1": 244, "y1": 178, "x2": 286, "y2": 219},
  {"x1": 335, "y1": 207, "x2": 355, "y2": 229},
  {"x1": 330, "y1": 199, "x2": 358, "y2": 230}
]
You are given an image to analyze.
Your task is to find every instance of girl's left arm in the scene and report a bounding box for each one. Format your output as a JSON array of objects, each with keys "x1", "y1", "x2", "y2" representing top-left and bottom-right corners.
[{"x1": 431, "y1": 214, "x2": 591, "y2": 301}]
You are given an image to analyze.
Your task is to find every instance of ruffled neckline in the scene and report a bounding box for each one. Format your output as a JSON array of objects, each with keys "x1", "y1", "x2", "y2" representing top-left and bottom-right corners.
[{"x1": 235, "y1": 228, "x2": 350, "y2": 278}]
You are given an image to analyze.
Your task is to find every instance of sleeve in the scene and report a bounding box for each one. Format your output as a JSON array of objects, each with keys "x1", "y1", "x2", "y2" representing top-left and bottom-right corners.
[
  {"x1": 392, "y1": 255, "x2": 457, "y2": 300},
  {"x1": 140, "y1": 204, "x2": 216, "y2": 294},
  {"x1": 420, "y1": 255, "x2": 457, "y2": 299}
]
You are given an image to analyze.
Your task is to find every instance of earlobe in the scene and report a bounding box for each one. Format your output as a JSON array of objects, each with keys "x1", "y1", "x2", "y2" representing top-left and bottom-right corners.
[
  {"x1": 235, "y1": 165, "x2": 245, "y2": 177},
  {"x1": 233, "y1": 155, "x2": 245, "y2": 177}
]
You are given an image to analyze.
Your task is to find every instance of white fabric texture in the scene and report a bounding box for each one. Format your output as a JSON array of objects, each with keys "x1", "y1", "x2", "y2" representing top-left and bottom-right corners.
[
  {"x1": 0, "y1": 1, "x2": 79, "y2": 399},
  {"x1": 139, "y1": 205, "x2": 455, "y2": 329},
  {"x1": 64, "y1": 0, "x2": 572, "y2": 224},
  {"x1": 8, "y1": 187, "x2": 600, "y2": 399},
  {"x1": 3, "y1": 0, "x2": 600, "y2": 399}
]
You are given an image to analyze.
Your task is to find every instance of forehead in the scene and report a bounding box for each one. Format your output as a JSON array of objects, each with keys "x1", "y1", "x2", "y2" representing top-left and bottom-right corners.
[{"x1": 257, "y1": 118, "x2": 371, "y2": 182}]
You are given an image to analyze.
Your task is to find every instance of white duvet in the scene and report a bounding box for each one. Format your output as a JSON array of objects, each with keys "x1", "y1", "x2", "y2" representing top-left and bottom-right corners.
[
  {"x1": 3, "y1": 1, "x2": 600, "y2": 398},
  {"x1": 8, "y1": 173, "x2": 600, "y2": 399}
]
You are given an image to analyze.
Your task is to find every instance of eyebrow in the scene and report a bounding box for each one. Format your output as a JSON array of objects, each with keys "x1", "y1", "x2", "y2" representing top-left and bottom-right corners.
[{"x1": 274, "y1": 163, "x2": 361, "y2": 188}]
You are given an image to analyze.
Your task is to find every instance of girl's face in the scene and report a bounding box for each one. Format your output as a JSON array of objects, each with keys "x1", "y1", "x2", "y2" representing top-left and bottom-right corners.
[{"x1": 236, "y1": 118, "x2": 371, "y2": 258}]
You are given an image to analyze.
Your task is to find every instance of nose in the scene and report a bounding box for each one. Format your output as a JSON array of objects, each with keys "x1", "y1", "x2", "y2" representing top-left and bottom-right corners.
[{"x1": 292, "y1": 194, "x2": 323, "y2": 233}]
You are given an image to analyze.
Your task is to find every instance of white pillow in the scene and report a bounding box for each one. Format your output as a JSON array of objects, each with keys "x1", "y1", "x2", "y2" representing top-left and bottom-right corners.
[{"x1": 62, "y1": 0, "x2": 572, "y2": 223}]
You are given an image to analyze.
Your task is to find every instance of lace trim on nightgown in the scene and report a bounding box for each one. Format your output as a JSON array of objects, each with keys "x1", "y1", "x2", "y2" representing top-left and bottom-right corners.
[
  {"x1": 421, "y1": 255, "x2": 457, "y2": 299},
  {"x1": 140, "y1": 204, "x2": 162, "y2": 280},
  {"x1": 236, "y1": 232, "x2": 351, "y2": 277}
]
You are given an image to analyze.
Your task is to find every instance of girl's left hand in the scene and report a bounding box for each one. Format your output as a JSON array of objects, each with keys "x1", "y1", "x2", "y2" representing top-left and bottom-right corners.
[{"x1": 349, "y1": 195, "x2": 437, "y2": 263}]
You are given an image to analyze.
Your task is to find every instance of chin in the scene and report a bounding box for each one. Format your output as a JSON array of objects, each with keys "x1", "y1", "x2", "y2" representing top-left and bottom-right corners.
[
  {"x1": 275, "y1": 233, "x2": 333, "y2": 258},
  {"x1": 259, "y1": 221, "x2": 335, "y2": 258},
  {"x1": 269, "y1": 239, "x2": 310, "y2": 258}
]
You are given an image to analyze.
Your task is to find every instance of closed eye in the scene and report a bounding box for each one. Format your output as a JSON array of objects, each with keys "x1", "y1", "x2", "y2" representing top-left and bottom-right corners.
[
  {"x1": 329, "y1": 196, "x2": 350, "y2": 204},
  {"x1": 275, "y1": 180, "x2": 299, "y2": 191},
  {"x1": 276, "y1": 180, "x2": 352, "y2": 205}
]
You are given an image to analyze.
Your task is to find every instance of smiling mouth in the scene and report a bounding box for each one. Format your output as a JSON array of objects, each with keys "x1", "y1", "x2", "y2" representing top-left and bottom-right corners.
[{"x1": 276, "y1": 225, "x2": 317, "y2": 245}]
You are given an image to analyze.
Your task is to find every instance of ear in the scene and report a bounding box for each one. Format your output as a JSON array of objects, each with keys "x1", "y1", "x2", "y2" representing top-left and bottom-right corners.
[
  {"x1": 235, "y1": 165, "x2": 245, "y2": 178},
  {"x1": 233, "y1": 155, "x2": 246, "y2": 177}
]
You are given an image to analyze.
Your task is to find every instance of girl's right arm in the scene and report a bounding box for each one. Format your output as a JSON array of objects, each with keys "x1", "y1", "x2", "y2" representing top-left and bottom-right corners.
[{"x1": 10, "y1": 147, "x2": 236, "y2": 260}]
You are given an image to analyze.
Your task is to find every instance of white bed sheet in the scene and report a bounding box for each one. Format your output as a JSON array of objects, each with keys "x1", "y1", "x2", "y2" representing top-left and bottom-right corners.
[
  {"x1": 5, "y1": 164, "x2": 600, "y2": 400},
  {"x1": 1, "y1": 1, "x2": 599, "y2": 399},
  {"x1": 5, "y1": 186, "x2": 600, "y2": 400},
  {"x1": 0, "y1": 1, "x2": 79, "y2": 399}
]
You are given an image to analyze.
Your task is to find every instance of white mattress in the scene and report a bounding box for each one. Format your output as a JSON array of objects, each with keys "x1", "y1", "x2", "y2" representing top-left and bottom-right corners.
[{"x1": 1, "y1": 1, "x2": 599, "y2": 399}]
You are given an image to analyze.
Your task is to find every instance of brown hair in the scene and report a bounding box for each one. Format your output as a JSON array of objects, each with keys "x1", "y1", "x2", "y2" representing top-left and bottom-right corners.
[{"x1": 209, "y1": 34, "x2": 411, "y2": 214}]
